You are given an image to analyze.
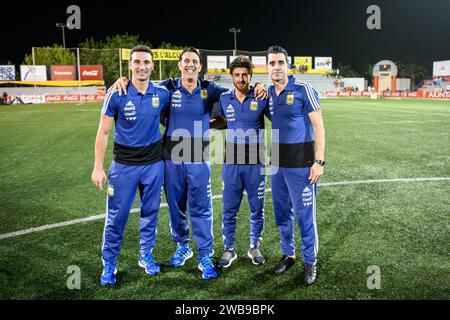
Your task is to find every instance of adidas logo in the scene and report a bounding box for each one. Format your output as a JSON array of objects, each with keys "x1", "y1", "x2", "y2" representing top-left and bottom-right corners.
[
  {"x1": 125, "y1": 100, "x2": 135, "y2": 107},
  {"x1": 258, "y1": 181, "x2": 266, "y2": 191},
  {"x1": 172, "y1": 90, "x2": 181, "y2": 98},
  {"x1": 302, "y1": 187, "x2": 312, "y2": 198},
  {"x1": 226, "y1": 104, "x2": 235, "y2": 113}
]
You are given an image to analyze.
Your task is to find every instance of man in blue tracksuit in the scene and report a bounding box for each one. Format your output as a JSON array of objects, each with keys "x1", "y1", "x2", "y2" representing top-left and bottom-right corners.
[
  {"x1": 91, "y1": 45, "x2": 170, "y2": 286},
  {"x1": 266, "y1": 46, "x2": 326, "y2": 286},
  {"x1": 213, "y1": 56, "x2": 269, "y2": 268},
  {"x1": 161, "y1": 47, "x2": 227, "y2": 280}
]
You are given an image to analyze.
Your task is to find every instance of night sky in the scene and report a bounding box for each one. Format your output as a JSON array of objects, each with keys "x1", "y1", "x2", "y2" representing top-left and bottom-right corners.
[{"x1": 1, "y1": 0, "x2": 449, "y2": 74}]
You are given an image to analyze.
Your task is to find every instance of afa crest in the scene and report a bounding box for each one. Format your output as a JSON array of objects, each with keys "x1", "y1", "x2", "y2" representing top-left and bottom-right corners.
[
  {"x1": 201, "y1": 89, "x2": 208, "y2": 99},
  {"x1": 250, "y1": 100, "x2": 258, "y2": 111},
  {"x1": 286, "y1": 92, "x2": 295, "y2": 105},
  {"x1": 152, "y1": 96, "x2": 160, "y2": 108}
]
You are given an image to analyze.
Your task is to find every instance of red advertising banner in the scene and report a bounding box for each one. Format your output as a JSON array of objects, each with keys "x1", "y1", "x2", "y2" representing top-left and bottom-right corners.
[
  {"x1": 82, "y1": 94, "x2": 105, "y2": 102},
  {"x1": 323, "y1": 91, "x2": 450, "y2": 100},
  {"x1": 80, "y1": 65, "x2": 103, "y2": 80},
  {"x1": 51, "y1": 65, "x2": 76, "y2": 80},
  {"x1": 424, "y1": 91, "x2": 450, "y2": 99},
  {"x1": 46, "y1": 95, "x2": 79, "y2": 103},
  {"x1": 45, "y1": 94, "x2": 105, "y2": 103}
]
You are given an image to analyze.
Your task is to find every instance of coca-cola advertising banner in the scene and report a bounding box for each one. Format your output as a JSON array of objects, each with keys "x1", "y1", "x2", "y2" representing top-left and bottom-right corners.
[
  {"x1": 45, "y1": 94, "x2": 106, "y2": 103},
  {"x1": 51, "y1": 65, "x2": 76, "y2": 80},
  {"x1": 80, "y1": 65, "x2": 103, "y2": 80}
]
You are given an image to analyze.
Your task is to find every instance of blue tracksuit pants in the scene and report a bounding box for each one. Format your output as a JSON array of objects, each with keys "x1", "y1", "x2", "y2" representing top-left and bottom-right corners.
[
  {"x1": 102, "y1": 160, "x2": 164, "y2": 265},
  {"x1": 222, "y1": 163, "x2": 266, "y2": 251},
  {"x1": 270, "y1": 166, "x2": 318, "y2": 265},
  {"x1": 164, "y1": 160, "x2": 214, "y2": 257}
]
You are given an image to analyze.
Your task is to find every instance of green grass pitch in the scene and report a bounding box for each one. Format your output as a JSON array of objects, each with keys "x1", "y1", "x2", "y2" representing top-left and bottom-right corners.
[{"x1": 0, "y1": 98, "x2": 449, "y2": 299}]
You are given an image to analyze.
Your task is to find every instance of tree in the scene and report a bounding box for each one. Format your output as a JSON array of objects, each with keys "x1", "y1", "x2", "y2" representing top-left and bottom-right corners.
[
  {"x1": 78, "y1": 33, "x2": 151, "y2": 86},
  {"x1": 21, "y1": 34, "x2": 185, "y2": 85},
  {"x1": 394, "y1": 60, "x2": 407, "y2": 77},
  {"x1": 363, "y1": 63, "x2": 374, "y2": 86},
  {"x1": 23, "y1": 44, "x2": 76, "y2": 65},
  {"x1": 364, "y1": 63, "x2": 374, "y2": 78},
  {"x1": 151, "y1": 42, "x2": 184, "y2": 81},
  {"x1": 398, "y1": 63, "x2": 429, "y2": 90},
  {"x1": 336, "y1": 63, "x2": 359, "y2": 78},
  {"x1": 78, "y1": 34, "x2": 184, "y2": 84}
]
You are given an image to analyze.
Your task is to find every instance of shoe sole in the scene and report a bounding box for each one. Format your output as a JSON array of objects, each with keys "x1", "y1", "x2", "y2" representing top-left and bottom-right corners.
[
  {"x1": 271, "y1": 261, "x2": 296, "y2": 274},
  {"x1": 170, "y1": 250, "x2": 194, "y2": 267},
  {"x1": 197, "y1": 264, "x2": 217, "y2": 280},
  {"x1": 138, "y1": 261, "x2": 160, "y2": 276},
  {"x1": 247, "y1": 251, "x2": 265, "y2": 265},
  {"x1": 100, "y1": 278, "x2": 116, "y2": 286},
  {"x1": 219, "y1": 254, "x2": 237, "y2": 268},
  {"x1": 304, "y1": 279, "x2": 316, "y2": 286},
  {"x1": 272, "y1": 269, "x2": 283, "y2": 274},
  {"x1": 100, "y1": 267, "x2": 117, "y2": 286}
]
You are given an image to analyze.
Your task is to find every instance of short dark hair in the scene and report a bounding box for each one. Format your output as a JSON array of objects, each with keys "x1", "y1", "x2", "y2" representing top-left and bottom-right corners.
[
  {"x1": 230, "y1": 56, "x2": 253, "y2": 76},
  {"x1": 267, "y1": 45, "x2": 289, "y2": 64},
  {"x1": 130, "y1": 45, "x2": 153, "y2": 59},
  {"x1": 179, "y1": 47, "x2": 203, "y2": 65}
]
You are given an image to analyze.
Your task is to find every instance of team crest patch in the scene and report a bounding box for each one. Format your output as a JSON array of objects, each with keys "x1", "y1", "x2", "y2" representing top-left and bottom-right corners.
[
  {"x1": 286, "y1": 92, "x2": 294, "y2": 105},
  {"x1": 107, "y1": 185, "x2": 114, "y2": 197},
  {"x1": 152, "y1": 96, "x2": 160, "y2": 108},
  {"x1": 250, "y1": 100, "x2": 258, "y2": 111},
  {"x1": 201, "y1": 89, "x2": 208, "y2": 99}
]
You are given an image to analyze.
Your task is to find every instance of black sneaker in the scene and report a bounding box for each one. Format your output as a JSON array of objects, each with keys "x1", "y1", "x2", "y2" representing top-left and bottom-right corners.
[
  {"x1": 271, "y1": 255, "x2": 296, "y2": 274},
  {"x1": 303, "y1": 263, "x2": 317, "y2": 285},
  {"x1": 247, "y1": 248, "x2": 265, "y2": 265},
  {"x1": 219, "y1": 250, "x2": 237, "y2": 268}
]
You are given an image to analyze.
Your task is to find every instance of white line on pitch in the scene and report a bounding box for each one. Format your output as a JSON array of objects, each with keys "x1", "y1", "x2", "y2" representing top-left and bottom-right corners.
[{"x1": 1, "y1": 177, "x2": 449, "y2": 241}]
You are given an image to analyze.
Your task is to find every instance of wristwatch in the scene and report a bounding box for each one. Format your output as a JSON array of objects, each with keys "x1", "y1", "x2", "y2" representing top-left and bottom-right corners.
[{"x1": 315, "y1": 160, "x2": 326, "y2": 166}]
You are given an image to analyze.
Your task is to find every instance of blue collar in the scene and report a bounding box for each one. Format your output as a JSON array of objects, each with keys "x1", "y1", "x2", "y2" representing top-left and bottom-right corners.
[
  {"x1": 230, "y1": 88, "x2": 254, "y2": 101},
  {"x1": 270, "y1": 75, "x2": 296, "y2": 94},
  {"x1": 285, "y1": 75, "x2": 297, "y2": 91},
  {"x1": 176, "y1": 78, "x2": 202, "y2": 92},
  {"x1": 127, "y1": 81, "x2": 156, "y2": 96}
]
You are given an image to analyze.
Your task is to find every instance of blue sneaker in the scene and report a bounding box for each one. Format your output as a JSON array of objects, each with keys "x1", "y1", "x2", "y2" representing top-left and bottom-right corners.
[
  {"x1": 197, "y1": 256, "x2": 217, "y2": 280},
  {"x1": 138, "y1": 252, "x2": 160, "y2": 276},
  {"x1": 170, "y1": 245, "x2": 193, "y2": 267},
  {"x1": 100, "y1": 263, "x2": 117, "y2": 286}
]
